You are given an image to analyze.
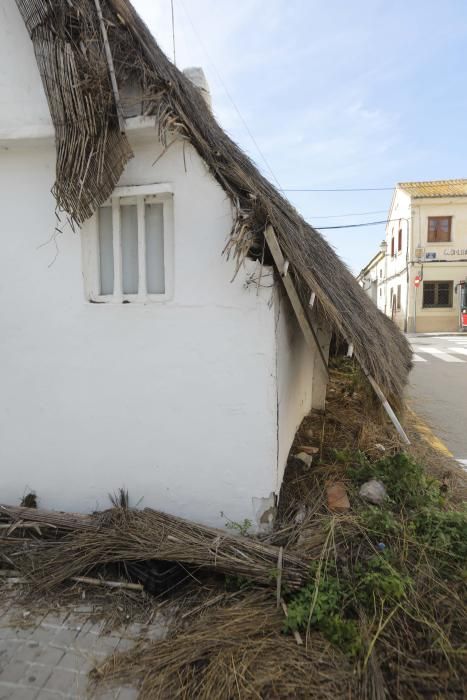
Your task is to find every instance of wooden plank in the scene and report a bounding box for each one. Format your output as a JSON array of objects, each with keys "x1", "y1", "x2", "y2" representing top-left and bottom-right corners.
[
  {"x1": 93, "y1": 0, "x2": 126, "y2": 134},
  {"x1": 365, "y1": 374, "x2": 410, "y2": 445},
  {"x1": 264, "y1": 226, "x2": 328, "y2": 379}
]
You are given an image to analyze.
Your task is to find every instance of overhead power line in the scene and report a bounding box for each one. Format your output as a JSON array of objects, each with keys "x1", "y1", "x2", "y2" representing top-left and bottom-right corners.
[
  {"x1": 311, "y1": 209, "x2": 388, "y2": 219},
  {"x1": 176, "y1": 0, "x2": 282, "y2": 190},
  {"x1": 316, "y1": 218, "x2": 400, "y2": 230}
]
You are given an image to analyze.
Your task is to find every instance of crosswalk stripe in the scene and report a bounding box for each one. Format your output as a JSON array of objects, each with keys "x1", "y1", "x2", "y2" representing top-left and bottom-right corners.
[
  {"x1": 447, "y1": 346, "x2": 467, "y2": 356},
  {"x1": 412, "y1": 346, "x2": 465, "y2": 362},
  {"x1": 457, "y1": 459, "x2": 467, "y2": 471},
  {"x1": 412, "y1": 353, "x2": 427, "y2": 362}
]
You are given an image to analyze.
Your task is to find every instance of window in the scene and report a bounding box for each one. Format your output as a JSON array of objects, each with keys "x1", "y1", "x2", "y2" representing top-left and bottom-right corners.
[
  {"x1": 398, "y1": 228, "x2": 402, "y2": 252},
  {"x1": 390, "y1": 236, "x2": 395, "y2": 257},
  {"x1": 422, "y1": 281, "x2": 453, "y2": 308},
  {"x1": 427, "y1": 216, "x2": 451, "y2": 243},
  {"x1": 379, "y1": 269, "x2": 382, "y2": 278},
  {"x1": 396, "y1": 284, "x2": 401, "y2": 310},
  {"x1": 82, "y1": 184, "x2": 173, "y2": 302}
]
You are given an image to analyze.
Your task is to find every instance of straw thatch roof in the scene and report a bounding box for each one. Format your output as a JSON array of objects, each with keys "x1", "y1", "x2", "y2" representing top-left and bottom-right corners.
[{"x1": 14, "y1": 0, "x2": 411, "y2": 401}]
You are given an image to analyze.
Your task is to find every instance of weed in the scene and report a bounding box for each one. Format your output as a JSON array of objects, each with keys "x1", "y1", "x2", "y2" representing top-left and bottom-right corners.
[
  {"x1": 348, "y1": 451, "x2": 442, "y2": 509},
  {"x1": 284, "y1": 564, "x2": 362, "y2": 657},
  {"x1": 224, "y1": 518, "x2": 252, "y2": 537}
]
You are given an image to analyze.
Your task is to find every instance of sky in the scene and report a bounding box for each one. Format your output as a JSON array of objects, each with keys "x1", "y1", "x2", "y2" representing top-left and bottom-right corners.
[{"x1": 132, "y1": 0, "x2": 467, "y2": 273}]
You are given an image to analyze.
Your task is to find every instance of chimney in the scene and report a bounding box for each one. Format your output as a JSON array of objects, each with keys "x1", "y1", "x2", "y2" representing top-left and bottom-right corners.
[{"x1": 183, "y1": 67, "x2": 212, "y2": 109}]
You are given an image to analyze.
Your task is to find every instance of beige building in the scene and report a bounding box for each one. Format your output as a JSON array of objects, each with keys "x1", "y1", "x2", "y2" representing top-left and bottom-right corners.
[{"x1": 358, "y1": 179, "x2": 467, "y2": 332}]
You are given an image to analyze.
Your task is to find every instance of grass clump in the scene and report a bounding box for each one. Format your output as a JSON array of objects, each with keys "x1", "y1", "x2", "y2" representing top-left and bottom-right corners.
[{"x1": 284, "y1": 450, "x2": 466, "y2": 697}]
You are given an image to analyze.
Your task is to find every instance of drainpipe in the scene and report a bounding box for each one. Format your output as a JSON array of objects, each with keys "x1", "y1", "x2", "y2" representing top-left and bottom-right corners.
[{"x1": 405, "y1": 213, "x2": 411, "y2": 332}]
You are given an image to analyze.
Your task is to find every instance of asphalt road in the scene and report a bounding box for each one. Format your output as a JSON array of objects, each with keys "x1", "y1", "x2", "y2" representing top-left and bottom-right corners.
[{"x1": 407, "y1": 334, "x2": 467, "y2": 468}]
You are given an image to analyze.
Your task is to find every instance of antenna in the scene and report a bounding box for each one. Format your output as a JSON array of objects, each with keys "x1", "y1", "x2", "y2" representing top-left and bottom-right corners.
[{"x1": 171, "y1": 0, "x2": 176, "y2": 65}]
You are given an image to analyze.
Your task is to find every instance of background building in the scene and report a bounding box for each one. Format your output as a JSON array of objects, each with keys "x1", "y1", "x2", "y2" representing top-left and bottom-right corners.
[{"x1": 359, "y1": 179, "x2": 467, "y2": 333}]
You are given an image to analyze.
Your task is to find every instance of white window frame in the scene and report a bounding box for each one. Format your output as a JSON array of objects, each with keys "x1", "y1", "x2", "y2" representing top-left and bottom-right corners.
[{"x1": 81, "y1": 183, "x2": 174, "y2": 303}]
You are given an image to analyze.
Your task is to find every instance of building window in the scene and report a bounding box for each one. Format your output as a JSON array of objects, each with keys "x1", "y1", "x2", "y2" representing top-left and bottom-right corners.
[
  {"x1": 379, "y1": 288, "x2": 382, "y2": 296},
  {"x1": 427, "y1": 216, "x2": 451, "y2": 243},
  {"x1": 82, "y1": 184, "x2": 173, "y2": 302},
  {"x1": 379, "y1": 269, "x2": 382, "y2": 278},
  {"x1": 398, "y1": 228, "x2": 402, "y2": 252},
  {"x1": 391, "y1": 236, "x2": 395, "y2": 257},
  {"x1": 422, "y1": 281, "x2": 453, "y2": 308},
  {"x1": 396, "y1": 284, "x2": 401, "y2": 310}
]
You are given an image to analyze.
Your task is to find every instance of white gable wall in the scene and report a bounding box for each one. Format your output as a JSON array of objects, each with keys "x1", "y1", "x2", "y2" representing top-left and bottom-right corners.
[
  {"x1": 275, "y1": 293, "x2": 315, "y2": 486},
  {"x1": 0, "y1": 1, "x2": 52, "y2": 138},
  {"x1": 0, "y1": 127, "x2": 280, "y2": 528}
]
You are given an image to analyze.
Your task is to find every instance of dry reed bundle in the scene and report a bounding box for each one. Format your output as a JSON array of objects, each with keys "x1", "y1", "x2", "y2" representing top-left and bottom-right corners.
[
  {"x1": 91, "y1": 591, "x2": 356, "y2": 699},
  {"x1": 0, "y1": 505, "x2": 95, "y2": 532},
  {"x1": 15, "y1": 507, "x2": 310, "y2": 592}
]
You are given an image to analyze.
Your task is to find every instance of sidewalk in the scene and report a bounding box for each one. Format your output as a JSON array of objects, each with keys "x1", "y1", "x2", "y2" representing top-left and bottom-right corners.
[{"x1": 0, "y1": 590, "x2": 168, "y2": 699}]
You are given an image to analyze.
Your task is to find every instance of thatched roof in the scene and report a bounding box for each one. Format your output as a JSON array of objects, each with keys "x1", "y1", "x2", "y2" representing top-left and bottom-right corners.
[{"x1": 14, "y1": 0, "x2": 411, "y2": 401}]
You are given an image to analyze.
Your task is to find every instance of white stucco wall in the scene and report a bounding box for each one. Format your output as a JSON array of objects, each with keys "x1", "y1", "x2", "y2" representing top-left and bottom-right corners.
[
  {"x1": 0, "y1": 1, "x2": 52, "y2": 138},
  {"x1": 0, "y1": 128, "x2": 281, "y2": 527},
  {"x1": 275, "y1": 292, "x2": 314, "y2": 486}
]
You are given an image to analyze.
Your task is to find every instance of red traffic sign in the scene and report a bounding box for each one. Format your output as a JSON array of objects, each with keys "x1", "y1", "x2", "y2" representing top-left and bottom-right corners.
[{"x1": 414, "y1": 275, "x2": 421, "y2": 288}]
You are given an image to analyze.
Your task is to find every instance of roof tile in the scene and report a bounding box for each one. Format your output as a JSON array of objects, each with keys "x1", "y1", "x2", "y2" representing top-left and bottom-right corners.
[{"x1": 398, "y1": 179, "x2": 467, "y2": 198}]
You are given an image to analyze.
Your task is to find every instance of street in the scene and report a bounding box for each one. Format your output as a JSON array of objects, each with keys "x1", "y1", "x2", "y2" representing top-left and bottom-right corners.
[{"x1": 408, "y1": 334, "x2": 467, "y2": 468}]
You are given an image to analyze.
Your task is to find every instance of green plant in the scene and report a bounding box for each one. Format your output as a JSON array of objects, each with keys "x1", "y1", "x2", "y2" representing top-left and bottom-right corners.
[
  {"x1": 348, "y1": 452, "x2": 442, "y2": 509},
  {"x1": 224, "y1": 518, "x2": 252, "y2": 537},
  {"x1": 284, "y1": 566, "x2": 362, "y2": 657},
  {"x1": 354, "y1": 555, "x2": 411, "y2": 607},
  {"x1": 224, "y1": 574, "x2": 253, "y2": 591},
  {"x1": 413, "y1": 507, "x2": 467, "y2": 577},
  {"x1": 360, "y1": 507, "x2": 402, "y2": 537}
]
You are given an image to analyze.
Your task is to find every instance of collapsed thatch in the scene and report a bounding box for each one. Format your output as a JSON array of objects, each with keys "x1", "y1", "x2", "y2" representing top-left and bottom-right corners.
[
  {"x1": 0, "y1": 505, "x2": 311, "y2": 592},
  {"x1": 14, "y1": 0, "x2": 412, "y2": 400},
  {"x1": 91, "y1": 592, "x2": 356, "y2": 699}
]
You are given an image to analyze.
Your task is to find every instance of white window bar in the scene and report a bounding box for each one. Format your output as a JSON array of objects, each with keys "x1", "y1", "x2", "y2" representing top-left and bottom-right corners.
[
  {"x1": 112, "y1": 197, "x2": 123, "y2": 301},
  {"x1": 137, "y1": 197, "x2": 147, "y2": 299}
]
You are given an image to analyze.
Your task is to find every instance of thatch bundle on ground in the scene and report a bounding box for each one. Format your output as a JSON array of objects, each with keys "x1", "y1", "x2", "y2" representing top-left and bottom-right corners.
[
  {"x1": 0, "y1": 504, "x2": 311, "y2": 592},
  {"x1": 14, "y1": 0, "x2": 411, "y2": 402},
  {"x1": 91, "y1": 592, "x2": 356, "y2": 699}
]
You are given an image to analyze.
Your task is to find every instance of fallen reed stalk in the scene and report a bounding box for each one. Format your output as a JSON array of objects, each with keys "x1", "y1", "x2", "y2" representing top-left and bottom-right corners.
[{"x1": 2, "y1": 507, "x2": 311, "y2": 592}]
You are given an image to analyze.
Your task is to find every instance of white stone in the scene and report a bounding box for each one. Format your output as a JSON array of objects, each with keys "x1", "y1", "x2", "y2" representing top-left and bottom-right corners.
[
  {"x1": 294, "y1": 504, "x2": 307, "y2": 524},
  {"x1": 359, "y1": 479, "x2": 387, "y2": 505},
  {"x1": 295, "y1": 452, "x2": 313, "y2": 468}
]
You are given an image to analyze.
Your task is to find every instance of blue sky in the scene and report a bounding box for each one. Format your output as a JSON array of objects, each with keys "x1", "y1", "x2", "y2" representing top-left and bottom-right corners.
[{"x1": 133, "y1": 0, "x2": 467, "y2": 273}]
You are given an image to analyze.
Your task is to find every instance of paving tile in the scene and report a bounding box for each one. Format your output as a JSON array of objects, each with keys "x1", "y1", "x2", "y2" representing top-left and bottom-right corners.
[
  {"x1": 20, "y1": 662, "x2": 53, "y2": 689},
  {"x1": 0, "y1": 684, "x2": 13, "y2": 700},
  {"x1": 0, "y1": 660, "x2": 29, "y2": 684},
  {"x1": 45, "y1": 668, "x2": 85, "y2": 695},
  {"x1": 14, "y1": 641, "x2": 43, "y2": 663},
  {"x1": 29, "y1": 647, "x2": 65, "y2": 668},
  {"x1": 116, "y1": 689, "x2": 139, "y2": 700},
  {"x1": 8, "y1": 687, "x2": 38, "y2": 700},
  {"x1": 0, "y1": 641, "x2": 23, "y2": 669},
  {"x1": 50, "y1": 629, "x2": 80, "y2": 647},
  {"x1": 58, "y1": 650, "x2": 92, "y2": 674}
]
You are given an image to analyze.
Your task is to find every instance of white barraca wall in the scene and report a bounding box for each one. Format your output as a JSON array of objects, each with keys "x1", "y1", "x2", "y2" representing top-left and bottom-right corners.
[
  {"x1": 275, "y1": 294, "x2": 315, "y2": 486},
  {"x1": 0, "y1": 131, "x2": 279, "y2": 527},
  {"x1": 0, "y1": 0, "x2": 52, "y2": 137},
  {"x1": 0, "y1": 2, "x2": 280, "y2": 527}
]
